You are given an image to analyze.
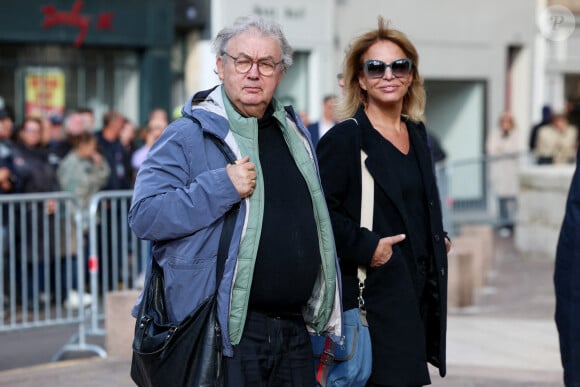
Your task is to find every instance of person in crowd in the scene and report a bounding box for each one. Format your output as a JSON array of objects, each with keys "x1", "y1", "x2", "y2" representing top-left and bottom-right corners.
[
  {"x1": 486, "y1": 111, "x2": 523, "y2": 236},
  {"x1": 147, "y1": 108, "x2": 169, "y2": 127},
  {"x1": 77, "y1": 107, "x2": 96, "y2": 133},
  {"x1": 337, "y1": 73, "x2": 345, "y2": 89},
  {"x1": 131, "y1": 117, "x2": 165, "y2": 173},
  {"x1": 94, "y1": 111, "x2": 133, "y2": 291},
  {"x1": 0, "y1": 156, "x2": 16, "y2": 193},
  {"x1": 13, "y1": 117, "x2": 61, "y2": 305},
  {"x1": 316, "y1": 17, "x2": 449, "y2": 386},
  {"x1": 44, "y1": 113, "x2": 68, "y2": 170},
  {"x1": 95, "y1": 111, "x2": 132, "y2": 190},
  {"x1": 567, "y1": 96, "x2": 580, "y2": 132},
  {"x1": 298, "y1": 111, "x2": 310, "y2": 127},
  {"x1": 529, "y1": 105, "x2": 552, "y2": 153},
  {"x1": 42, "y1": 113, "x2": 63, "y2": 145},
  {"x1": 0, "y1": 103, "x2": 16, "y2": 144},
  {"x1": 132, "y1": 109, "x2": 168, "y2": 151},
  {"x1": 535, "y1": 111, "x2": 578, "y2": 164},
  {"x1": 555, "y1": 145, "x2": 580, "y2": 387},
  {"x1": 57, "y1": 131, "x2": 110, "y2": 231},
  {"x1": 0, "y1": 105, "x2": 21, "y2": 301},
  {"x1": 13, "y1": 117, "x2": 60, "y2": 194},
  {"x1": 63, "y1": 111, "x2": 89, "y2": 151},
  {"x1": 307, "y1": 94, "x2": 337, "y2": 148},
  {"x1": 57, "y1": 131, "x2": 110, "y2": 308},
  {"x1": 120, "y1": 118, "x2": 137, "y2": 158},
  {"x1": 427, "y1": 130, "x2": 446, "y2": 165},
  {"x1": 65, "y1": 111, "x2": 88, "y2": 137},
  {"x1": 0, "y1": 105, "x2": 20, "y2": 194},
  {"x1": 128, "y1": 15, "x2": 342, "y2": 385},
  {"x1": 44, "y1": 111, "x2": 92, "y2": 173}
]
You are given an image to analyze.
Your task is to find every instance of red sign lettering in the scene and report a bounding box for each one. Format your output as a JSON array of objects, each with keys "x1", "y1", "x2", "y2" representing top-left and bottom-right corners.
[{"x1": 41, "y1": 0, "x2": 115, "y2": 47}]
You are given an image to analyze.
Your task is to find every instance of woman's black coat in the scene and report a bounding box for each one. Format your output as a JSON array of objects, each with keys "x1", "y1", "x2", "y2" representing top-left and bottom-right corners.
[{"x1": 317, "y1": 107, "x2": 448, "y2": 384}]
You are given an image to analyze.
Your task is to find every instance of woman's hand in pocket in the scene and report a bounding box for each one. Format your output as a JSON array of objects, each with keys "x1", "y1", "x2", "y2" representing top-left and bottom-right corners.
[{"x1": 370, "y1": 234, "x2": 405, "y2": 267}]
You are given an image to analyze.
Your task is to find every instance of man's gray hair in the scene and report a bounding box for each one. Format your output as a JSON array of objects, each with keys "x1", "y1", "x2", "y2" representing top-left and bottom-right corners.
[{"x1": 212, "y1": 15, "x2": 293, "y2": 71}]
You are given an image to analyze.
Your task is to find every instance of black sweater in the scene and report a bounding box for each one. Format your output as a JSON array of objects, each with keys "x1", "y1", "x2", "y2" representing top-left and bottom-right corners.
[{"x1": 248, "y1": 108, "x2": 320, "y2": 313}]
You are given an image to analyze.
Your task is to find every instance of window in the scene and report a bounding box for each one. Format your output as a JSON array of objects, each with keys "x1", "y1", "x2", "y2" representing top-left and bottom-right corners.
[{"x1": 0, "y1": 45, "x2": 139, "y2": 128}]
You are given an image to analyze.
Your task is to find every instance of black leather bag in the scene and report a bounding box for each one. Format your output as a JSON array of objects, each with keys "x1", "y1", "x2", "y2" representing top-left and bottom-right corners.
[
  {"x1": 130, "y1": 134, "x2": 238, "y2": 387},
  {"x1": 130, "y1": 262, "x2": 223, "y2": 387}
]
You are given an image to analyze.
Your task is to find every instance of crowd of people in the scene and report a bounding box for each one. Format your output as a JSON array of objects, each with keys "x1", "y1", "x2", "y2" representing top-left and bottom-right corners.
[
  {"x1": 526, "y1": 101, "x2": 580, "y2": 166},
  {"x1": 0, "y1": 103, "x2": 169, "y2": 308},
  {"x1": 0, "y1": 104, "x2": 170, "y2": 198}
]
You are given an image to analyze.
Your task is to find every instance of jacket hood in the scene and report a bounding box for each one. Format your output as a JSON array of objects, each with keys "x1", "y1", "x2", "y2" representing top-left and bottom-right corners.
[{"x1": 181, "y1": 85, "x2": 230, "y2": 140}]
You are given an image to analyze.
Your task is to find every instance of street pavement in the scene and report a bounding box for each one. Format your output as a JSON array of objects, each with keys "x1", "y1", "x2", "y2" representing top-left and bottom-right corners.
[
  {"x1": 0, "y1": 233, "x2": 565, "y2": 386},
  {"x1": 430, "y1": 232, "x2": 563, "y2": 387}
]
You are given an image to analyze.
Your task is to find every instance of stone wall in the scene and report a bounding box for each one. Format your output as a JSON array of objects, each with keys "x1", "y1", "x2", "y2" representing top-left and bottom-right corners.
[{"x1": 515, "y1": 165, "x2": 575, "y2": 260}]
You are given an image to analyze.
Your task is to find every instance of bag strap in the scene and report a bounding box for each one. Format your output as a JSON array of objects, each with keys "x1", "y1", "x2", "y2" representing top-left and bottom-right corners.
[
  {"x1": 352, "y1": 115, "x2": 373, "y2": 326},
  {"x1": 358, "y1": 149, "x2": 372, "y2": 326},
  {"x1": 206, "y1": 133, "x2": 239, "y2": 290},
  {"x1": 359, "y1": 150, "x2": 373, "y2": 279},
  {"x1": 213, "y1": 205, "x2": 238, "y2": 290},
  {"x1": 150, "y1": 133, "x2": 239, "y2": 296},
  {"x1": 315, "y1": 120, "x2": 374, "y2": 387}
]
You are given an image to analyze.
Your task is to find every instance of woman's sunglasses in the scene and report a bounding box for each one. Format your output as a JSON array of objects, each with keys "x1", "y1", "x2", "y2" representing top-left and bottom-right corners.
[{"x1": 363, "y1": 58, "x2": 413, "y2": 79}]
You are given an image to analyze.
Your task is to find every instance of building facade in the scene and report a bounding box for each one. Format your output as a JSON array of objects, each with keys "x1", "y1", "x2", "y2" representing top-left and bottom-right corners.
[
  {"x1": 2, "y1": 0, "x2": 578, "y2": 165},
  {"x1": 0, "y1": 0, "x2": 177, "y2": 127}
]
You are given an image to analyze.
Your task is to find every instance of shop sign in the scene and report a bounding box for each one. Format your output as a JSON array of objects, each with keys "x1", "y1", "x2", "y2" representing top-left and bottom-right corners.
[
  {"x1": 41, "y1": 0, "x2": 114, "y2": 47},
  {"x1": 24, "y1": 68, "x2": 66, "y2": 118},
  {"x1": 252, "y1": 5, "x2": 306, "y2": 20}
]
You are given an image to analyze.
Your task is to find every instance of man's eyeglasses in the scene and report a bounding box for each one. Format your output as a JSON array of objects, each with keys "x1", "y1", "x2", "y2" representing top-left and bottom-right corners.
[
  {"x1": 223, "y1": 52, "x2": 282, "y2": 76},
  {"x1": 362, "y1": 58, "x2": 413, "y2": 79}
]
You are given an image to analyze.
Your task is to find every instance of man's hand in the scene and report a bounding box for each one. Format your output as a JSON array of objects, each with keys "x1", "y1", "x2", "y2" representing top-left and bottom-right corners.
[
  {"x1": 370, "y1": 234, "x2": 406, "y2": 267},
  {"x1": 226, "y1": 156, "x2": 257, "y2": 198}
]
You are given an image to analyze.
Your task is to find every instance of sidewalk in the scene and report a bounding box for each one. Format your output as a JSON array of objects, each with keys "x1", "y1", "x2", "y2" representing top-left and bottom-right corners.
[
  {"x1": 430, "y1": 233, "x2": 563, "y2": 386},
  {"x1": 430, "y1": 316, "x2": 562, "y2": 386},
  {"x1": 0, "y1": 233, "x2": 565, "y2": 386}
]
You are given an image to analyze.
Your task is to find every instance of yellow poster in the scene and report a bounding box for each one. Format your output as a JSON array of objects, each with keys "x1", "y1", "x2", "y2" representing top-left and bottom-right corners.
[{"x1": 25, "y1": 69, "x2": 65, "y2": 118}]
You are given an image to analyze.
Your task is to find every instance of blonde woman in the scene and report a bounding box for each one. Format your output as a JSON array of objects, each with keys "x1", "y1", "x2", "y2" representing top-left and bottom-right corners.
[{"x1": 317, "y1": 17, "x2": 450, "y2": 386}]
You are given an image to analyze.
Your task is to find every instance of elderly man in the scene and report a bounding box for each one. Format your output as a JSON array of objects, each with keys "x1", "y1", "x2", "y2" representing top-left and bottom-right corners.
[{"x1": 128, "y1": 15, "x2": 341, "y2": 385}]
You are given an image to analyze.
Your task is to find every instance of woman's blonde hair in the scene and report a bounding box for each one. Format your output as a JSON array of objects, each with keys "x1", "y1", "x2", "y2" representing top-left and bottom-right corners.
[{"x1": 337, "y1": 17, "x2": 426, "y2": 122}]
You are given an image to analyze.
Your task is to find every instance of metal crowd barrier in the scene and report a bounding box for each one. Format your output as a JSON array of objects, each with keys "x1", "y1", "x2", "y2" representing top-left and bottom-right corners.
[
  {"x1": 1, "y1": 192, "x2": 83, "y2": 328},
  {"x1": 86, "y1": 190, "x2": 148, "y2": 334},
  {"x1": 56, "y1": 189, "x2": 148, "y2": 360},
  {"x1": 0, "y1": 191, "x2": 105, "y2": 359},
  {"x1": 0, "y1": 190, "x2": 148, "y2": 362}
]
